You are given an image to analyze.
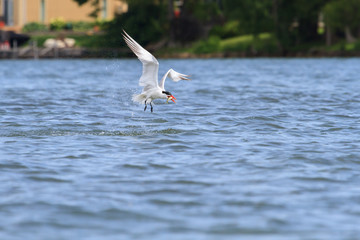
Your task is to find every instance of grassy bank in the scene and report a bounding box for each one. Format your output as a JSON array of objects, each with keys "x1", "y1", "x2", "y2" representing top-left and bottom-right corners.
[
  {"x1": 157, "y1": 33, "x2": 360, "y2": 58},
  {"x1": 27, "y1": 31, "x2": 360, "y2": 58}
]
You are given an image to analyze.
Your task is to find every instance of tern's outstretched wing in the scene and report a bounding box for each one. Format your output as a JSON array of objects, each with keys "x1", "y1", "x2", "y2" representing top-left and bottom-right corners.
[
  {"x1": 122, "y1": 30, "x2": 159, "y2": 92},
  {"x1": 159, "y1": 69, "x2": 190, "y2": 90}
]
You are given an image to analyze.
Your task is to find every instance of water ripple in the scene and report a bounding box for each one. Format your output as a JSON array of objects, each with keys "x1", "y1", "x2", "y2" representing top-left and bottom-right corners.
[{"x1": 1, "y1": 59, "x2": 360, "y2": 239}]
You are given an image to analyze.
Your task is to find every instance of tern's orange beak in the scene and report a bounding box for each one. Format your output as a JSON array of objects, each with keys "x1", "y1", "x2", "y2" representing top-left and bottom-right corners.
[{"x1": 167, "y1": 95, "x2": 176, "y2": 103}]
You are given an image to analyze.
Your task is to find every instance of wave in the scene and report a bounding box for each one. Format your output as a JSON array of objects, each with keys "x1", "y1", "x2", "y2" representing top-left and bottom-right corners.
[{"x1": 0, "y1": 128, "x2": 183, "y2": 138}]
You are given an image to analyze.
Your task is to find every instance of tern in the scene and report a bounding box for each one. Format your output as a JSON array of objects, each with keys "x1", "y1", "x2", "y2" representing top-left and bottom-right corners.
[{"x1": 122, "y1": 30, "x2": 190, "y2": 112}]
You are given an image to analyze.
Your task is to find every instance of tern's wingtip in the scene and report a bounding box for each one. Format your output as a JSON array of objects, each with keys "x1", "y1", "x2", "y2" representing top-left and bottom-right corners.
[
  {"x1": 181, "y1": 75, "x2": 191, "y2": 81},
  {"x1": 122, "y1": 29, "x2": 130, "y2": 38}
]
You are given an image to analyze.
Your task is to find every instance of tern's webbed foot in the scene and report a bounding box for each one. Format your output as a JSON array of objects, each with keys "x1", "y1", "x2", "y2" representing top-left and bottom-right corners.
[{"x1": 150, "y1": 102, "x2": 153, "y2": 113}]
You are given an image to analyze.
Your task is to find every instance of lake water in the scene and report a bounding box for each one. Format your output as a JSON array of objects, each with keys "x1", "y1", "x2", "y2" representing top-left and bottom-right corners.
[{"x1": 1, "y1": 58, "x2": 360, "y2": 239}]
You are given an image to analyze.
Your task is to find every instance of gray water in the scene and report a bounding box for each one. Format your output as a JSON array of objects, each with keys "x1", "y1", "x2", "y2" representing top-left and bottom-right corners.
[{"x1": 1, "y1": 58, "x2": 360, "y2": 240}]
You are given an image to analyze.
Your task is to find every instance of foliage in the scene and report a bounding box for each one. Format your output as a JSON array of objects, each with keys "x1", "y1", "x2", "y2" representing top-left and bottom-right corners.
[
  {"x1": 324, "y1": 39, "x2": 360, "y2": 51},
  {"x1": 89, "y1": 0, "x2": 101, "y2": 19},
  {"x1": 73, "y1": 0, "x2": 100, "y2": 18},
  {"x1": 220, "y1": 33, "x2": 278, "y2": 53},
  {"x1": 222, "y1": 0, "x2": 273, "y2": 36},
  {"x1": 23, "y1": 20, "x2": 102, "y2": 32},
  {"x1": 22, "y1": 22, "x2": 48, "y2": 32},
  {"x1": 323, "y1": 0, "x2": 360, "y2": 32},
  {"x1": 71, "y1": 34, "x2": 104, "y2": 48},
  {"x1": 101, "y1": 0, "x2": 167, "y2": 48},
  {"x1": 210, "y1": 21, "x2": 241, "y2": 39},
  {"x1": 50, "y1": 17, "x2": 67, "y2": 31},
  {"x1": 267, "y1": 0, "x2": 327, "y2": 51},
  {"x1": 73, "y1": 0, "x2": 88, "y2": 5},
  {"x1": 70, "y1": 21, "x2": 94, "y2": 31},
  {"x1": 169, "y1": 0, "x2": 223, "y2": 43},
  {"x1": 70, "y1": 0, "x2": 360, "y2": 54},
  {"x1": 191, "y1": 36, "x2": 221, "y2": 54},
  {"x1": 190, "y1": 33, "x2": 278, "y2": 54},
  {"x1": 94, "y1": 19, "x2": 109, "y2": 30},
  {"x1": 183, "y1": 0, "x2": 222, "y2": 22}
]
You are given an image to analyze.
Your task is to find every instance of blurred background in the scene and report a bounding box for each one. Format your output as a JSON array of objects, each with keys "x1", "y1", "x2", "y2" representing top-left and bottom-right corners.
[
  {"x1": 1, "y1": 2, "x2": 360, "y2": 239},
  {"x1": 1, "y1": 0, "x2": 360, "y2": 57}
]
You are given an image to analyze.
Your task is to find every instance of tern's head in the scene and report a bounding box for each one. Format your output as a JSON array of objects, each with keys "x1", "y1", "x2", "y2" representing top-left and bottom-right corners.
[{"x1": 162, "y1": 91, "x2": 176, "y2": 103}]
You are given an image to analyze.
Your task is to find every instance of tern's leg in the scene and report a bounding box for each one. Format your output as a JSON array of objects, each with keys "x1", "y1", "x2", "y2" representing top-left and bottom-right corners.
[
  {"x1": 144, "y1": 100, "x2": 147, "y2": 111},
  {"x1": 150, "y1": 102, "x2": 153, "y2": 113}
]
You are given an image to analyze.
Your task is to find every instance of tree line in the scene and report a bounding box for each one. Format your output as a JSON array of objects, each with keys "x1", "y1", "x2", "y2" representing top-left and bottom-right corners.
[{"x1": 74, "y1": 0, "x2": 360, "y2": 53}]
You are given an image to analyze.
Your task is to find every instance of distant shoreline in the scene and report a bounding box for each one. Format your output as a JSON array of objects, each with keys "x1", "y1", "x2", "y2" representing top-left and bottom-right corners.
[
  {"x1": 158, "y1": 51, "x2": 360, "y2": 59},
  {"x1": 1, "y1": 47, "x2": 360, "y2": 59}
]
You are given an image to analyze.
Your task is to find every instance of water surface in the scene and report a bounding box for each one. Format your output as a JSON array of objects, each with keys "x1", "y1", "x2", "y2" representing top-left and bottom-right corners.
[{"x1": 1, "y1": 58, "x2": 360, "y2": 239}]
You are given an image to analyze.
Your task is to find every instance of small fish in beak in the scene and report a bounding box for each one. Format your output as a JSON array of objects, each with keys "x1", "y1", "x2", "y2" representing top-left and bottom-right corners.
[{"x1": 166, "y1": 95, "x2": 176, "y2": 104}]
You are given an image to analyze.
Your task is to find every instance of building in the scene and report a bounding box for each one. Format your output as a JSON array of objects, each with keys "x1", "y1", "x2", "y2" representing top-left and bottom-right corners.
[{"x1": 0, "y1": 0, "x2": 128, "y2": 31}]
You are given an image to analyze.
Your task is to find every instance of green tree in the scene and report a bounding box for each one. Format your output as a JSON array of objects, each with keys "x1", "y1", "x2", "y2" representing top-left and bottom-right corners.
[
  {"x1": 170, "y1": 0, "x2": 222, "y2": 43},
  {"x1": 223, "y1": 0, "x2": 273, "y2": 37},
  {"x1": 103, "y1": 0, "x2": 167, "y2": 47},
  {"x1": 73, "y1": 0, "x2": 168, "y2": 47},
  {"x1": 73, "y1": 0, "x2": 222, "y2": 46},
  {"x1": 323, "y1": 0, "x2": 360, "y2": 43},
  {"x1": 73, "y1": 0, "x2": 100, "y2": 19},
  {"x1": 271, "y1": 0, "x2": 330, "y2": 52}
]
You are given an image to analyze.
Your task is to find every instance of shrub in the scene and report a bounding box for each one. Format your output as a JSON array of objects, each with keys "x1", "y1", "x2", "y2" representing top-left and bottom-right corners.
[
  {"x1": 192, "y1": 36, "x2": 221, "y2": 54},
  {"x1": 50, "y1": 17, "x2": 66, "y2": 31},
  {"x1": 71, "y1": 21, "x2": 94, "y2": 31},
  {"x1": 94, "y1": 19, "x2": 109, "y2": 31},
  {"x1": 353, "y1": 40, "x2": 360, "y2": 51},
  {"x1": 22, "y1": 22, "x2": 48, "y2": 32},
  {"x1": 103, "y1": 2, "x2": 166, "y2": 48},
  {"x1": 210, "y1": 21, "x2": 241, "y2": 39},
  {"x1": 219, "y1": 33, "x2": 278, "y2": 54}
]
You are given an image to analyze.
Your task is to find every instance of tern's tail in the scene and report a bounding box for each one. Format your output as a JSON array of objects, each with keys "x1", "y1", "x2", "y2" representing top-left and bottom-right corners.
[{"x1": 132, "y1": 93, "x2": 146, "y2": 104}]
